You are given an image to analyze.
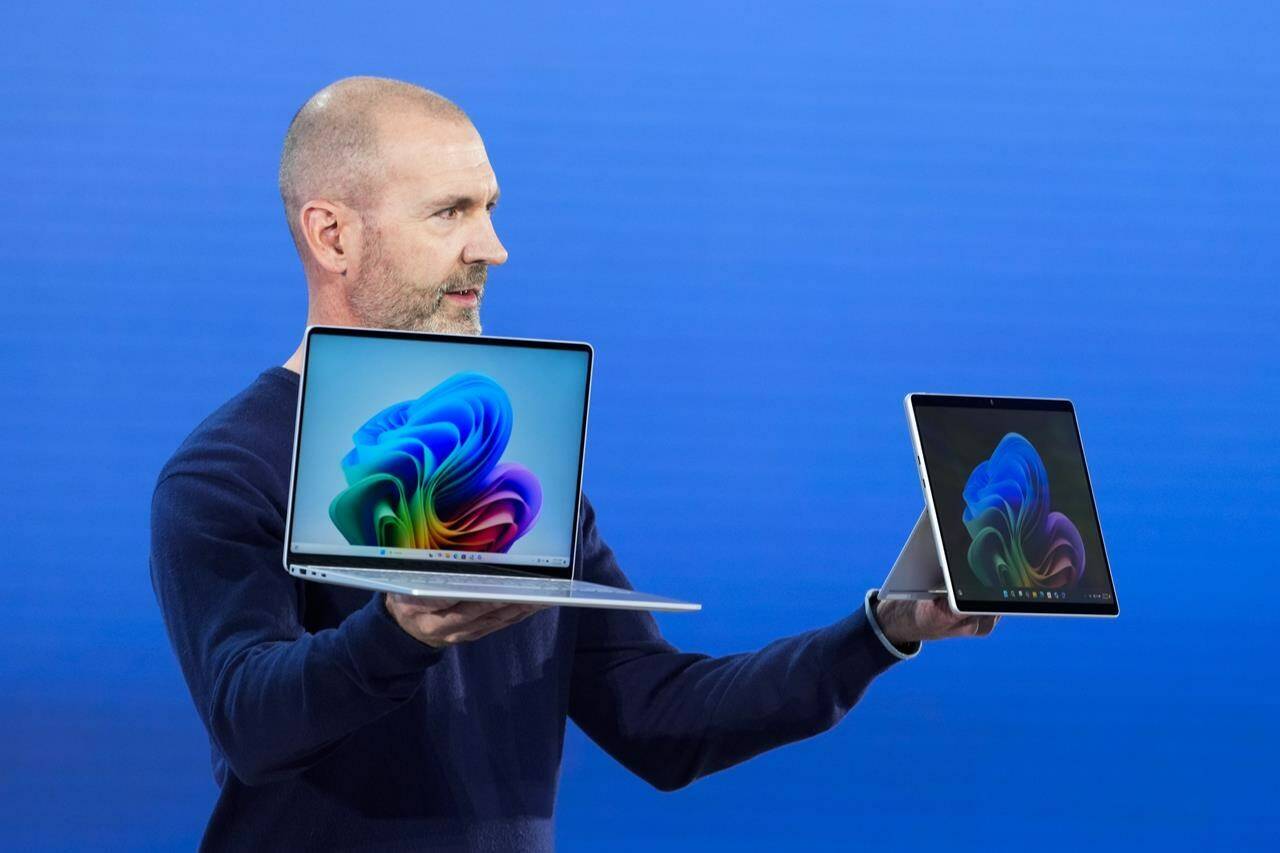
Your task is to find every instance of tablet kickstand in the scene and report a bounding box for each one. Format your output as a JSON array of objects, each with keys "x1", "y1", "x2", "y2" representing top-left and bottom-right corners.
[{"x1": 879, "y1": 508, "x2": 949, "y2": 600}]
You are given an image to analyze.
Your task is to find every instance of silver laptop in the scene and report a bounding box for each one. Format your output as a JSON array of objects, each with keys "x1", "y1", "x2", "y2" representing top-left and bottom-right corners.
[{"x1": 282, "y1": 324, "x2": 701, "y2": 613}]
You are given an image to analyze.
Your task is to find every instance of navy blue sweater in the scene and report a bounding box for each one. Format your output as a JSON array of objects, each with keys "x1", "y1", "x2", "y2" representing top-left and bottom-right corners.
[{"x1": 149, "y1": 365, "x2": 913, "y2": 851}]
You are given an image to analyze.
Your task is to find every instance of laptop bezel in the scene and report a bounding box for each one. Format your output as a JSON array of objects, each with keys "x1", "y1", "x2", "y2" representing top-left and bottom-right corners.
[
  {"x1": 281, "y1": 324, "x2": 593, "y2": 582},
  {"x1": 906, "y1": 392, "x2": 1120, "y2": 617}
]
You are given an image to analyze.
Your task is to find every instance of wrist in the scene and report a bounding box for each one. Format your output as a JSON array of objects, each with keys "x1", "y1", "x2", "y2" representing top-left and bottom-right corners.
[
  {"x1": 864, "y1": 589, "x2": 922, "y2": 660},
  {"x1": 874, "y1": 599, "x2": 909, "y2": 647},
  {"x1": 383, "y1": 593, "x2": 447, "y2": 649}
]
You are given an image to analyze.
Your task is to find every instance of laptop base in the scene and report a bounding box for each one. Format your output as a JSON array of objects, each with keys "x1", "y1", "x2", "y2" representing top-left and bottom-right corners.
[{"x1": 289, "y1": 565, "x2": 703, "y2": 613}]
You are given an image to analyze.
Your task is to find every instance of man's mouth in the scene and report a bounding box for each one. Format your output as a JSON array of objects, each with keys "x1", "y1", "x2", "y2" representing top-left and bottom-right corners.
[{"x1": 444, "y1": 288, "x2": 480, "y2": 306}]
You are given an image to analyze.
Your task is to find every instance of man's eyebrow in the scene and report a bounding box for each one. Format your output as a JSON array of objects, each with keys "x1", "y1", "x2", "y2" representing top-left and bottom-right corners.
[{"x1": 419, "y1": 189, "x2": 501, "y2": 212}]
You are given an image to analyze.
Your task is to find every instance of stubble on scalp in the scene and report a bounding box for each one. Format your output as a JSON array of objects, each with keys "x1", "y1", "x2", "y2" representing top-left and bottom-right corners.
[{"x1": 278, "y1": 76, "x2": 469, "y2": 262}]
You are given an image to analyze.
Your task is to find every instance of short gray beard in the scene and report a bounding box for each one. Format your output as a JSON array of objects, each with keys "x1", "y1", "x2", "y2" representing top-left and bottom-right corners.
[{"x1": 347, "y1": 223, "x2": 486, "y2": 335}]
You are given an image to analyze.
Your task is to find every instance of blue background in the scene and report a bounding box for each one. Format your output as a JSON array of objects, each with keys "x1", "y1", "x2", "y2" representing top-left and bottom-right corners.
[
  {"x1": 2, "y1": 2, "x2": 1276, "y2": 850},
  {"x1": 294, "y1": 333, "x2": 588, "y2": 564}
]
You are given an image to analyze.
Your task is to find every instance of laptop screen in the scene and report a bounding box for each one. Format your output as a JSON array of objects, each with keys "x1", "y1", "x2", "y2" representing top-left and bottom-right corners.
[{"x1": 287, "y1": 327, "x2": 591, "y2": 580}]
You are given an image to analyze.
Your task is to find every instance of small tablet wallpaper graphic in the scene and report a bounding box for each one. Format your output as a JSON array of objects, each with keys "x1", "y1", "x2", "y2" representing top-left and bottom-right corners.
[
  {"x1": 328, "y1": 371, "x2": 543, "y2": 553},
  {"x1": 962, "y1": 432, "x2": 1085, "y2": 592}
]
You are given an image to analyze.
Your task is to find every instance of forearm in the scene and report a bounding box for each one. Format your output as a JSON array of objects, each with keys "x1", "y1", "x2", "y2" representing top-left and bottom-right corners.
[
  {"x1": 150, "y1": 472, "x2": 445, "y2": 786},
  {"x1": 571, "y1": 602, "x2": 906, "y2": 791},
  {"x1": 681, "y1": 602, "x2": 905, "y2": 783},
  {"x1": 205, "y1": 593, "x2": 441, "y2": 785},
  {"x1": 570, "y1": 493, "x2": 914, "y2": 790}
]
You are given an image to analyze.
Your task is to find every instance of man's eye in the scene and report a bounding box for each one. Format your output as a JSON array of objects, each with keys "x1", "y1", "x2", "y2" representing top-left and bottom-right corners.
[{"x1": 436, "y1": 207, "x2": 459, "y2": 219}]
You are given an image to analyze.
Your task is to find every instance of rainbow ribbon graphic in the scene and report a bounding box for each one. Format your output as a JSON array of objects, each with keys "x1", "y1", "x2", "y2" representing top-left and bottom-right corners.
[
  {"x1": 329, "y1": 371, "x2": 542, "y2": 552},
  {"x1": 961, "y1": 432, "x2": 1085, "y2": 590}
]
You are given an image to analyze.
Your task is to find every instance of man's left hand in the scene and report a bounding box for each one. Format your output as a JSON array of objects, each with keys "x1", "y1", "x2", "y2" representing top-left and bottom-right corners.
[{"x1": 874, "y1": 595, "x2": 999, "y2": 647}]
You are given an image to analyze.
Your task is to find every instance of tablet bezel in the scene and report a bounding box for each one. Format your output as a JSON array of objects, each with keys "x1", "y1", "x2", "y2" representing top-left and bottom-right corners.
[{"x1": 905, "y1": 393, "x2": 1119, "y2": 617}]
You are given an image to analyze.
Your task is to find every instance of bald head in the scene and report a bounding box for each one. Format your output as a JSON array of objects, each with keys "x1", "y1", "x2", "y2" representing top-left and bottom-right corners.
[{"x1": 277, "y1": 76, "x2": 471, "y2": 260}]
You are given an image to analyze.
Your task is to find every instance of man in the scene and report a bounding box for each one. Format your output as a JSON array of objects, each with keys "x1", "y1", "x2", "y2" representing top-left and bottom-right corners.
[{"x1": 149, "y1": 76, "x2": 997, "y2": 852}]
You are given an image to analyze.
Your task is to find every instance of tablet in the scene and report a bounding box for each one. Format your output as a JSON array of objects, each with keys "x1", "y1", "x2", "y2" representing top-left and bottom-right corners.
[{"x1": 906, "y1": 394, "x2": 1119, "y2": 617}]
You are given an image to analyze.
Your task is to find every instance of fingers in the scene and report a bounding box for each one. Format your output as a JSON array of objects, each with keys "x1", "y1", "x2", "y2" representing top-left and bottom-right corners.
[
  {"x1": 388, "y1": 594, "x2": 465, "y2": 615},
  {"x1": 446, "y1": 603, "x2": 545, "y2": 643},
  {"x1": 974, "y1": 615, "x2": 999, "y2": 636},
  {"x1": 421, "y1": 601, "x2": 515, "y2": 635},
  {"x1": 431, "y1": 598, "x2": 514, "y2": 619},
  {"x1": 404, "y1": 598, "x2": 547, "y2": 646},
  {"x1": 951, "y1": 614, "x2": 999, "y2": 638},
  {"x1": 391, "y1": 595, "x2": 528, "y2": 621}
]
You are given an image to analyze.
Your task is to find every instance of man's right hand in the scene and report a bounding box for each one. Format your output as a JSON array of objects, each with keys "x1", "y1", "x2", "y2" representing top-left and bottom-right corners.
[{"x1": 384, "y1": 593, "x2": 549, "y2": 649}]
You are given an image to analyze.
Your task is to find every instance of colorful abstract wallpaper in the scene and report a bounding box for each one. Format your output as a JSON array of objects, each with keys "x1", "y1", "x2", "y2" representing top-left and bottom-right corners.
[
  {"x1": 329, "y1": 372, "x2": 543, "y2": 553},
  {"x1": 962, "y1": 432, "x2": 1086, "y2": 591}
]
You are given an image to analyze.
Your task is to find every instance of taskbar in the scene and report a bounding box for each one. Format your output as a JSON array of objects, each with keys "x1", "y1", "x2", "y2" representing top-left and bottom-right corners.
[{"x1": 291, "y1": 542, "x2": 570, "y2": 568}]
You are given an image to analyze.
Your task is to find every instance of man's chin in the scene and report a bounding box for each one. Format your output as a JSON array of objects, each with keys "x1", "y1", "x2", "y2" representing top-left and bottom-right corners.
[
  {"x1": 358, "y1": 299, "x2": 481, "y2": 335},
  {"x1": 420, "y1": 316, "x2": 481, "y2": 336}
]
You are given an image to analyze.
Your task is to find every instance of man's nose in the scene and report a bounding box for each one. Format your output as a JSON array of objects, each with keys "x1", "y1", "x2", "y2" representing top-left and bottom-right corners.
[{"x1": 462, "y1": 215, "x2": 508, "y2": 267}]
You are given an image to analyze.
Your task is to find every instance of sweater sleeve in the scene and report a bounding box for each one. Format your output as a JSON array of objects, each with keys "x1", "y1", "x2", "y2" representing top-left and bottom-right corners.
[
  {"x1": 568, "y1": 494, "x2": 909, "y2": 792},
  {"x1": 148, "y1": 470, "x2": 444, "y2": 786}
]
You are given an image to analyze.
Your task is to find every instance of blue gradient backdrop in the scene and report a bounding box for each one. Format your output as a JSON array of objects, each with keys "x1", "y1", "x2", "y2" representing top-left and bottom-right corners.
[{"x1": 2, "y1": 3, "x2": 1276, "y2": 850}]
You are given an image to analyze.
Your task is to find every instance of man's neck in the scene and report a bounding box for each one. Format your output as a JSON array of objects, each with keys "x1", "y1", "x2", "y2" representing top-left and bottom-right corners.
[
  {"x1": 283, "y1": 311, "x2": 355, "y2": 375},
  {"x1": 282, "y1": 341, "x2": 305, "y2": 375},
  {"x1": 282, "y1": 317, "x2": 482, "y2": 376}
]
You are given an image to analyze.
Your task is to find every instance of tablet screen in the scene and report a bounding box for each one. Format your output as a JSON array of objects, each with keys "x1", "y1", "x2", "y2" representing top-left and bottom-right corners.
[{"x1": 910, "y1": 396, "x2": 1118, "y2": 616}]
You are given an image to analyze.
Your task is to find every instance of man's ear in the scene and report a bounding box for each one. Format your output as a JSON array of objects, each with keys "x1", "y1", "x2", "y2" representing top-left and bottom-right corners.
[{"x1": 299, "y1": 199, "x2": 359, "y2": 275}]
